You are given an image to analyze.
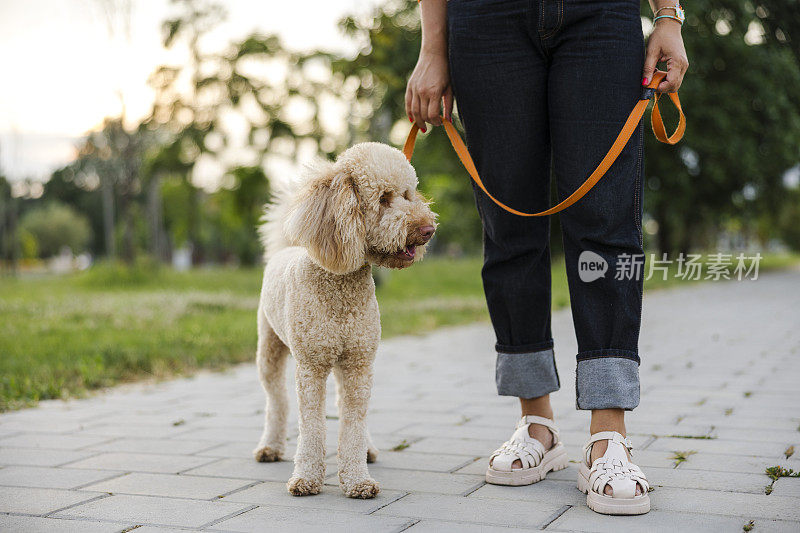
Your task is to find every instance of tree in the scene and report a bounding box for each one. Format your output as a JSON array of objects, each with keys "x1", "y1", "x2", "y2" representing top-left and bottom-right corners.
[
  {"x1": 643, "y1": 0, "x2": 800, "y2": 253},
  {"x1": 18, "y1": 203, "x2": 92, "y2": 258}
]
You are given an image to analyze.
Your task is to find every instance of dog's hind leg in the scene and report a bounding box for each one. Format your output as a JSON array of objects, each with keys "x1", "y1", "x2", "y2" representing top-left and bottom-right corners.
[
  {"x1": 287, "y1": 360, "x2": 331, "y2": 496},
  {"x1": 253, "y1": 309, "x2": 289, "y2": 463},
  {"x1": 334, "y1": 366, "x2": 378, "y2": 464},
  {"x1": 334, "y1": 361, "x2": 380, "y2": 499}
]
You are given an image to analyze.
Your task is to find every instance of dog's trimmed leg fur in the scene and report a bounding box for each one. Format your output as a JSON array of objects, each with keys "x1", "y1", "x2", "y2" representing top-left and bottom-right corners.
[
  {"x1": 334, "y1": 366, "x2": 379, "y2": 464},
  {"x1": 253, "y1": 311, "x2": 289, "y2": 463},
  {"x1": 335, "y1": 363, "x2": 380, "y2": 498},
  {"x1": 287, "y1": 361, "x2": 332, "y2": 496}
]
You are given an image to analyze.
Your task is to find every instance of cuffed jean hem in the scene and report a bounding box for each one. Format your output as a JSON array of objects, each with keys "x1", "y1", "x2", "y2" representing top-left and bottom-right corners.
[
  {"x1": 496, "y1": 347, "x2": 561, "y2": 398},
  {"x1": 575, "y1": 351, "x2": 640, "y2": 410}
]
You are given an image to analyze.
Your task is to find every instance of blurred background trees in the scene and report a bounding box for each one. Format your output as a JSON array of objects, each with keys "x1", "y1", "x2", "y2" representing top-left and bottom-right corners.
[{"x1": 1, "y1": 0, "x2": 799, "y2": 272}]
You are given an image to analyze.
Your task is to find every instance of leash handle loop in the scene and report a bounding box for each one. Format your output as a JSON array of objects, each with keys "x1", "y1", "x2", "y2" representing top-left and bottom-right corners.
[{"x1": 403, "y1": 70, "x2": 685, "y2": 217}]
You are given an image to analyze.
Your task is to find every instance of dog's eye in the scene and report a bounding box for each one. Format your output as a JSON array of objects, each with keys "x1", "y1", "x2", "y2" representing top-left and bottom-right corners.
[
  {"x1": 379, "y1": 192, "x2": 391, "y2": 206},
  {"x1": 403, "y1": 190, "x2": 411, "y2": 201}
]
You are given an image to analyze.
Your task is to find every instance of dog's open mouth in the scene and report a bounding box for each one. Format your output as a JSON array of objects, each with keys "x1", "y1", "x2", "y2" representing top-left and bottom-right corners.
[{"x1": 394, "y1": 245, "x2": 416, "y2": 261}]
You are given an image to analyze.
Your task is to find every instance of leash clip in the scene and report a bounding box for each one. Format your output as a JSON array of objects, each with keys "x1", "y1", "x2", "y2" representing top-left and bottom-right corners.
[{"x1": 640, "y1": 86, "x2": 656, "y2": 101}]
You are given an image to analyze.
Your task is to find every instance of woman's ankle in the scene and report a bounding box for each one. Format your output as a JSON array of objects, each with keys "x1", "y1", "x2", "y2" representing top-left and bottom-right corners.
[{"x1": 519, "y1": 394, "x2": 553, "y2": 420}]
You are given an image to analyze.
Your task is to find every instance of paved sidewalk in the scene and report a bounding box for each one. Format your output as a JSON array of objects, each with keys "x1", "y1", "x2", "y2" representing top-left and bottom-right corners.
[{"x1": 2, "y1": 270, "x2": 800, "y2": 532}]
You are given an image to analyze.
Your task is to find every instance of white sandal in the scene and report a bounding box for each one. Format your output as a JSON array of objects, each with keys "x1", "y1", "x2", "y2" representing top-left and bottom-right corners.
[
  {"x1": 577, "y1": 431, "x2": 650, "y2": 515},
  {"x1": 485, "y1": 415, "x2": 568, "y2": 486}
]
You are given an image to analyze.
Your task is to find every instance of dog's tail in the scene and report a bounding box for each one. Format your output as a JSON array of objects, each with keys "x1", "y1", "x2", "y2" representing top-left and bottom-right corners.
[{"x1": 258, "y1": 174, "x2": 297, "y2": 262}]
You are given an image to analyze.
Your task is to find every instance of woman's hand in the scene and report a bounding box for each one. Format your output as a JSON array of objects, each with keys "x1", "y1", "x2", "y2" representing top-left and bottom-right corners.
[
  {"x1": 642, "y1": 20, "x2": 689, "y2": 93},
  {"x1": 406, "y1": 50, "x2": 453, "y2": 132}
]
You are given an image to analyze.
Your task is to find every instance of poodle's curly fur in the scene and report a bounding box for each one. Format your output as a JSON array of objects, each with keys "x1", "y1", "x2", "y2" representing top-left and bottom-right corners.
[{"x1": 253, "y1": 142, "x2": 437, "y2": 499}]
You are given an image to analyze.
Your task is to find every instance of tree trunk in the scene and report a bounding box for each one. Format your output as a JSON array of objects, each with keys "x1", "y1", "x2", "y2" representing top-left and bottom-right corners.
[
  {"x1": 120, "y1": 193, "x2": 135, "y2": 264},
  {"x1": 147, "y1": 174, "x2": 166, "y2": 261},
  {"x1": 101, "y1": 177, "x2": 116, "y2": 259}
]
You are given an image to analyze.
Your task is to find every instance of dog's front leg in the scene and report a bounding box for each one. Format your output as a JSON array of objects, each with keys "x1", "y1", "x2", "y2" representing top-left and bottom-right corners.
[
  {"x1": 287, "y1": 361, "x2": 330, "y2": 496},
  {"x1": 335, "y1": 362, "x2": 380, "y2": 499}
]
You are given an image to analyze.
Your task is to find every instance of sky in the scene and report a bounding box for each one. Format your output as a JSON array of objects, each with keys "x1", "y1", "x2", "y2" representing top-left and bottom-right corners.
[{"x1": 0, "y1": 0, "x2": 381, "y2": 181}]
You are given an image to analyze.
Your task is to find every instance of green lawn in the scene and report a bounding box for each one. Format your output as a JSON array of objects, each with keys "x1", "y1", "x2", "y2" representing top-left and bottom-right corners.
[{"x1": 0, "y1": 254, "x2": 796, "y2": 411}]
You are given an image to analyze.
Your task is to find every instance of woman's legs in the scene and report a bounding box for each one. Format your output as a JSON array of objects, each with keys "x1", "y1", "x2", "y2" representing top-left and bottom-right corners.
[
  {"x1": 546, "y1": 0, "x2": 646, "y2": 411},
  {"x1": 448, "y1": 0, "x2": 561, "y2": 405},
  {"x1": 546, "y1": 0, "x2": 647, "y2": 498}
]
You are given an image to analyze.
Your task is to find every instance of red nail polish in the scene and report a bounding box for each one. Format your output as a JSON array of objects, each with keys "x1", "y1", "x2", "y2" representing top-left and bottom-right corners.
[
  {"x1": 409, "y1": 117, "x2": 413, "y2": 122},
  {"x1": 642, "y1": 77, "x2": 649, "y2": 86},
  {"x1": 421, "y1": 127, "x2": 427, "y2": 133}
]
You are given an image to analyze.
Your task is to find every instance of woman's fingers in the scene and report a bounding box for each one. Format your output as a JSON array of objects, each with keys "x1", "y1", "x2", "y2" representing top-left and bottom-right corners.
[
  {"x1": 642, "y1": 47, "x2": 659, "y2": 86},
  {"x1": 405, "y1": 85, "x2": 414, "y2": 123},
  {"x1": 443, "y1": 86, "x2": 454, "y2": 122},
  {"x1": 425, "y1": 90, "x2": 442, "y2": 126},
  {"x1": 657, "y1": 57, "x2": 688, "y2": 93},
  {"x1": 412, "y1": 93, "x2": 426, "y2": 132}
]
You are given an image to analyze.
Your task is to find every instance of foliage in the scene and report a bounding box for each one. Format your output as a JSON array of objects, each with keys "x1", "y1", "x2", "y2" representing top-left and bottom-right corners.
[
  {"x1": 18, "y1": 202, "x2": 92, "y2": 257},
  {"x1": 642, "y1": 0, "x2": 800, "y2": 253}
]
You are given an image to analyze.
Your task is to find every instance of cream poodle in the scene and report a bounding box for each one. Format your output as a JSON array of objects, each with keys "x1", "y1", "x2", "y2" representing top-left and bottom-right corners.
[{"x1": 253, "y1": 142, "x2": 436, "y2": 499}]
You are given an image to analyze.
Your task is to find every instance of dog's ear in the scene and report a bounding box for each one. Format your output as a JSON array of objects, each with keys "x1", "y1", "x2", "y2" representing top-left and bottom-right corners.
[{"x1": 285, "y1": 165, "x2": 366, "y2": 274}]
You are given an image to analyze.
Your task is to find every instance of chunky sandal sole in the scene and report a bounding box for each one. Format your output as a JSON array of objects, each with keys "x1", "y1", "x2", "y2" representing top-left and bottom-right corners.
[
  {"x1": 485, "y1": 443, "x2": 569, "y2": 486},
  {"x1": 577, "y1": 464, "x2": 650, "y2": 515}
]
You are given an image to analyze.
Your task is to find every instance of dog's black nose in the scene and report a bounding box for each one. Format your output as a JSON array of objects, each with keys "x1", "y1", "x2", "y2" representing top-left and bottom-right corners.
[{"x1": 419, "y1": 225, "x2": 435, "y2": 242}]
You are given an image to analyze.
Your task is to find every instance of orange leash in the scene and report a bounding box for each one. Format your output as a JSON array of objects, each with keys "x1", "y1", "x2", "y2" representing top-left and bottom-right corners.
[{"x1": 403, "y1": 70, "x2": 685, "y2": 217}]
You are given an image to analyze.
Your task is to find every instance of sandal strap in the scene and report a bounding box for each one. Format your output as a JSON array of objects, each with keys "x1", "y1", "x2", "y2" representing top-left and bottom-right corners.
[
  {"x1": 582, "y1": 431, "x2": 632, "y2": 466},
  {"x1": 518, "y1": 415, "x2": 560, "y2": 440},
  {"x1": 489, "y1": 416, "x2": 560, "y2": 472}
]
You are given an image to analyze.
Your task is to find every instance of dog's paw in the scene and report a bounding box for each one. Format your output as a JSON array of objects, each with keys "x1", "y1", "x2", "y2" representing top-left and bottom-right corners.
[
  {"x1": 287, "y1": 476, "x2": 322, "y2": 496},
  {"x1": 367, "y1": 447, "x2": 378, "y2": 464},
  {"x1": 253, "y1": 446, "x2": 282, "y2": 463},
  {"x1": 342, "y1": 478, "x2": 380, "y2": 499}
]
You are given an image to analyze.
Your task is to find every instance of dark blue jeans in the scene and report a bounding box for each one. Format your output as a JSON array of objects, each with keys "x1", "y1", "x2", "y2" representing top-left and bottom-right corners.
[{"x1": 448, "y1": 0, "x2": 645, "y2": 410}]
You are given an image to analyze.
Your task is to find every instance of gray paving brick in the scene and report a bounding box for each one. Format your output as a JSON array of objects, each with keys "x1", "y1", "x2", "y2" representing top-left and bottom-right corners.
[
  {"x1": 375, "y1": 492, "x2": 561, "y2": 528},
  {"x1": 81, "y1": 472, "x2": 253, "y2": 499},
  {"x1": 549, "y1": 506, "x2": 778, "y2": 533},
  {"x1": 64, "y1": 452, "x2": 215, "y2": 474},
  {"x1": 0, "y1": 515, "x2": 126, "y2": 533},
  {"x1": 78, "y1": 423, "x2": 194, "y2": 439},
  {"x1": 326, "y1": 450, "x2": 476, "y2": 473},
  {"x1": 212, "y1": 505, "x2": 412, "y2": 533},
  {"x1": 646, "y1": 486, "x2": 800, "y2": 521},
  {"x1": 53, "y1": 493, "x2": 249, "y2": 528},
  {"x1": 772, "y1": 478, "x2": 800, "y2": 498},
  {"x1": 324, "y1": 466, "x2": 483, "y2": 495},
  {"x1": 405, "y1": 520, "x2": 536, "y2": 533},
  {"x1": 0, "y1": 433, "x2": 113, "y2": 450},
  {"x1": 407, "y1": 437, "x2": 498, "y2": 456},
  {"x1": 469, "y1": 479, "x2": 585, "y2": 507},
  {"x1": 182, "y1": 457, "x2": 297, "y2": 481},
  {"x1": 0, "y1": 446, "x2": 94, "y2": 467},
  {"x1": 671, "y1": 452, "x2": 800, "y2": 475},
  {"x1": 222, "y1": 480, "x2": 406, "y2": 512},
  {"x1": 645, "y1": 436, "x2": 791, "y2": 456},
  {"x1": 638, "y1": 466, "x2": 769, "y2": 494},
  {"x1": 0, "y1": 465, "x2": 119, "y2": 489},
  {"x1": 85, "y1": 437, "x2": 220, "y2": 455},
  {"x1": 0, "y1": 486, "x2": 103, "y2": 515}
]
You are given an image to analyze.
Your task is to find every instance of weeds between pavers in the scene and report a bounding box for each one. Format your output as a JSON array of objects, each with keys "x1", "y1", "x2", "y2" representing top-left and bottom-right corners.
[
  {"x1": 764, "y1": 465, "x2": 800, "y2": 494},
  {"x1": 670, "y1": 450, "x2": 697, "y2": 468}
]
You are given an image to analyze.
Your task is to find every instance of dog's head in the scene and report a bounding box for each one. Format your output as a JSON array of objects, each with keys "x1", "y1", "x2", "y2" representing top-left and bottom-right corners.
[{"x1": 285, "y1": 142, "x2": 437, "y2": 274}]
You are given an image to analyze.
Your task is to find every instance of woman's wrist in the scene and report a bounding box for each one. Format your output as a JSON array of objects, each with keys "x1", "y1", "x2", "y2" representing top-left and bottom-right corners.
[{"x1": 653, "y1": 17, "x2": 683, "y2": 30}]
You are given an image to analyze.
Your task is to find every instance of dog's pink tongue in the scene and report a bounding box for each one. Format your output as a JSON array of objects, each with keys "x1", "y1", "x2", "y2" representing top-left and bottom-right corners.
[{"x1": 403, "y1": 245, "x2": 416, "y2": 259}]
